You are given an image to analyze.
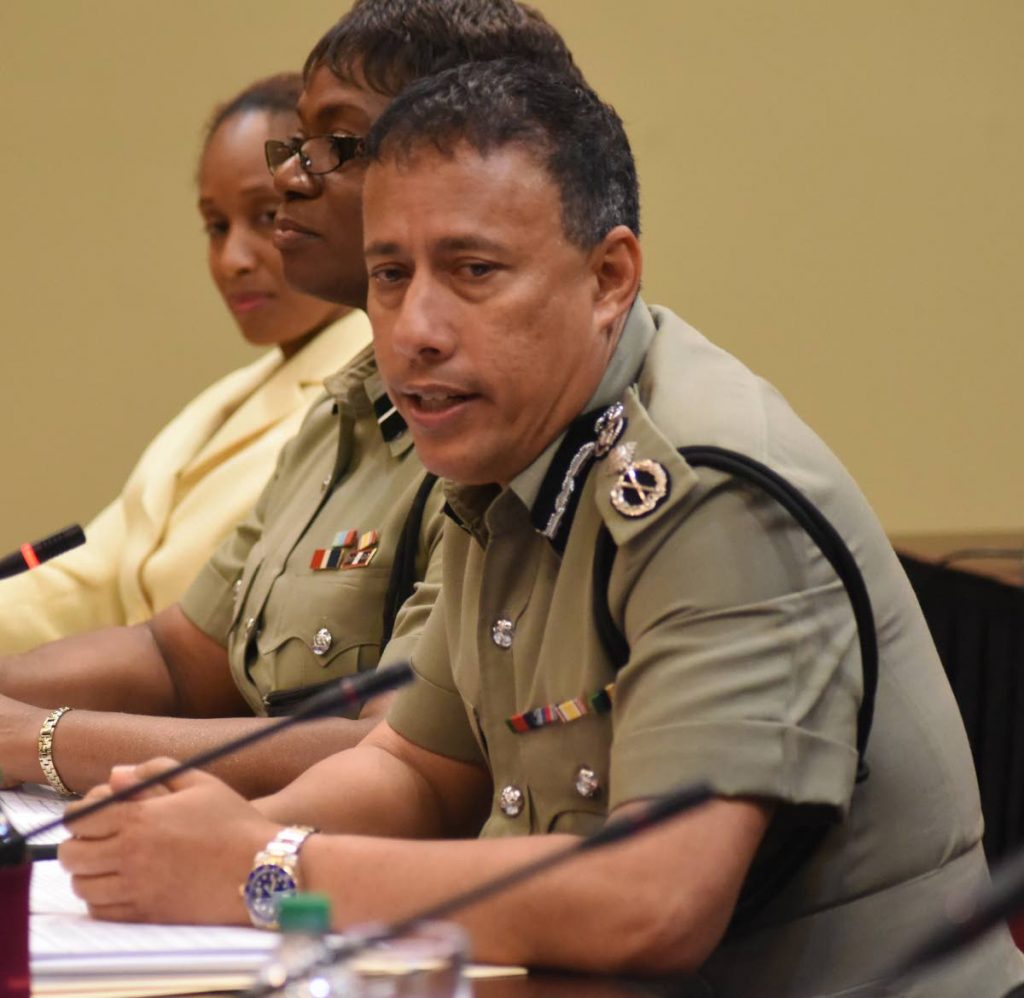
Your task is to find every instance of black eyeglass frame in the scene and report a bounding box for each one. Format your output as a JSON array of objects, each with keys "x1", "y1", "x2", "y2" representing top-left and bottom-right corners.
[{"x1": 264, "y1": 134, "x2": 365, "y2": 177}]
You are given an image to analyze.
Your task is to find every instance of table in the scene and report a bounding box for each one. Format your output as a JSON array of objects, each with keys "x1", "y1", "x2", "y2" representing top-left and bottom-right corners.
[{"x1": 474, "y1": 972, "x2": 712, "y2": 997}]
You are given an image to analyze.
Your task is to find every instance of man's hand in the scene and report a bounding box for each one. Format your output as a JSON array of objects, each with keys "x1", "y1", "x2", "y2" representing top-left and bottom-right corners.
[{"x1": 58, "y1": 758, "x2": 279, "y2": 924}]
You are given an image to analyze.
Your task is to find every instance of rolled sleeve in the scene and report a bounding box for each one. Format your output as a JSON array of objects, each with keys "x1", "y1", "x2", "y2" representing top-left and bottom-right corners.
[
  {"x1": 607, "y1": 475, "x2": 861, "y2": 815},
  {"x1": 180, "y1": 505, "x2": 264, "y2": 644}
]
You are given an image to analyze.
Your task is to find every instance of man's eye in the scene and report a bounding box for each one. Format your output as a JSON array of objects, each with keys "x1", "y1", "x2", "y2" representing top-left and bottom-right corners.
[
  {"x1": 460, "y1": 262, "x2": 495, "y2": 278},
  {"x1": 372, "y1": 266, "x2": 407, "y2": 285},
  {"x1": 203, "y1": 220, "x2": 228, "y2": 237}
]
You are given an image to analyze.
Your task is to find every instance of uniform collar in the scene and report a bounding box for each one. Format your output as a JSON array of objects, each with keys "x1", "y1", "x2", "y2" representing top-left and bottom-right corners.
[
  {"x1": 323, "y1": 345, "x2": 413, "y2": 457},
  {"x1": 509, "y1": 297, "x2": 655, "y2": 509},
  {"x1": 444, "y1": 297, "x2": 657, "y2": 549}
]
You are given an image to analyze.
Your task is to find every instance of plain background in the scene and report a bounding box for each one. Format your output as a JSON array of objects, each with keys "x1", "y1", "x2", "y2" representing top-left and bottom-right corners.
[{"x1": 0, "y1": 0, "x2": 1021, "y2": 554}]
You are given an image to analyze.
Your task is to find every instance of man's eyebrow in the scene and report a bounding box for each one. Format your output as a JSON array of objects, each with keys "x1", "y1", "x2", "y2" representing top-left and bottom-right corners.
[
  {"x1": 435, "y1": 235, "x2": 508, "y2": 255},
  {"x1": 364, "y1": 240, "x2": 403, "y2": 258},
  {"x1": 364, "y1": 235, "x2": 510, "y2": 259}
]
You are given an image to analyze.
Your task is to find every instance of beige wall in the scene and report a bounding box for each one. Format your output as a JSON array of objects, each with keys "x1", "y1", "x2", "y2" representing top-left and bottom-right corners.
[{"x1": 1, "y1": 0, "x2": 1020, "y2": 554}]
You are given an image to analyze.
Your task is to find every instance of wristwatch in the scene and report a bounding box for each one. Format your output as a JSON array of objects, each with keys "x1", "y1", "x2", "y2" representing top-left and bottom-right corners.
[{"x1": 241, "y1": 825, "x2": 316, "y2": 929}]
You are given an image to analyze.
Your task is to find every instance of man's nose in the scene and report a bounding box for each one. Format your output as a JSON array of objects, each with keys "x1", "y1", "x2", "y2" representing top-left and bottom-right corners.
[{"x1": 390, "y1": 277, "x2": 457, "y2": 362}]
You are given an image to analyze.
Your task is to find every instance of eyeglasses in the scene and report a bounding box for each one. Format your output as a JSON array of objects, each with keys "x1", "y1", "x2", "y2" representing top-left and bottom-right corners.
[{"x1": 264, "y1": 134, "x2": 365, "y2": 176}]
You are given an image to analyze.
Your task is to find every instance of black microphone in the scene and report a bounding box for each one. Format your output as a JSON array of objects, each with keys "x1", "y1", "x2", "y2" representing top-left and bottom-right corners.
[
  {"x1": 0, "y1": 660, "x2": 415, "y2": 853},
  {"x1": 0, "y1": 525, "x2": 86, "y2": 580},
  {"x1": 244, "y1": 779, "x2": 715, "y2": 997},
  {"x1": 884, "y1": 845, "x2": 1024, "y2": 983}
]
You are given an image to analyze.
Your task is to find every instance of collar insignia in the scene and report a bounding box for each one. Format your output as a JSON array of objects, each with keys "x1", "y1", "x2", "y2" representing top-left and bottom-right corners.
[{"x1": 532, "y1": 403, "x2": 628, "y2": 551}]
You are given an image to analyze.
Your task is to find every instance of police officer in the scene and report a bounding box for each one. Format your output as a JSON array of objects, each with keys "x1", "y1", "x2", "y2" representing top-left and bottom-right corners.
[
  {"x1": 0, "y1": 1, "x2": 579, "y2": 799},
  {"x1": 62, "y1": 54, "x2": 1024, "y2": 998}
]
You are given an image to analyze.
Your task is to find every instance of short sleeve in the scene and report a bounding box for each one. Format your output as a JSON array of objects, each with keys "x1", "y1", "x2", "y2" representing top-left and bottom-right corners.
[
  {"x1": 387, "y1": 589, "x2": 486, "y2": 766},
  {"x1": 178, "y1": 437, "x2": 288, "y2": 643},
  {"x1": 608, "y1": 472, "x2": 862, "y2": 815}
]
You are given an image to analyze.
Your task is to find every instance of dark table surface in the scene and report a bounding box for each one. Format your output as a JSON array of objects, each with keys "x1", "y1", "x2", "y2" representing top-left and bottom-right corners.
[{"x1": 474, "y1": 970, "x2": 712, "y2": 997}]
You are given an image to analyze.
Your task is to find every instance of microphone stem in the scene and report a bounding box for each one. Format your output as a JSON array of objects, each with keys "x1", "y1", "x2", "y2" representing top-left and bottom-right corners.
[
  {"x1": 3, "y1": 661, "x2": 414, "y2": 848},
  {"x1": 245, "y1": 780, "x2": 714, "y2": 997}
]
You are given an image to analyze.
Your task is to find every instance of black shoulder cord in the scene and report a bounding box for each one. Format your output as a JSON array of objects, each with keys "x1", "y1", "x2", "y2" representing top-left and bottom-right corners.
[
  {"x1": 592, "y1": 446, "x2": 878, "y2": 926},
  {"x1": 381, "y1": 472, "x2": 440, "y2": 649}
]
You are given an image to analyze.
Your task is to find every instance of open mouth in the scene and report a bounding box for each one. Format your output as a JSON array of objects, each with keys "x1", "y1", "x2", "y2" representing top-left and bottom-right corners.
[{"x1": 406, "y1": 390, "x2": 476, "y2": 414}]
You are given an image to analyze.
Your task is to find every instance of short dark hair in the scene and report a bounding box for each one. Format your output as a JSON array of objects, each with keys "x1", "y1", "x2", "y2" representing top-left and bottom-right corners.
[
  {"x1": 203, "y1": 73, "x2": 302, "y2": 148},
  {"x1": 365, "y1": 59, "x2": 640, "y2": 248},
  {"x1": 304, "y1": 0, "x2": 578, "y2": 97}
]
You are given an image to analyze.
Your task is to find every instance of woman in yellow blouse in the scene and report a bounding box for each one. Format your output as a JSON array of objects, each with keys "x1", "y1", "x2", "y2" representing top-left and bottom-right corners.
[{"x1": 0, "y1": 74, "x2": 370, "y2": 653}]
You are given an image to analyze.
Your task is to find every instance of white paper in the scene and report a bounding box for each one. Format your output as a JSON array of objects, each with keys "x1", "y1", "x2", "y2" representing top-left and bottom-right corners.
[
  {"x1": 32, "y1": 913, "x2": 276, "y2": 976},
  {"x1": 0, "y1": 783, "x2": 71, "y2": 844},
  {"x1": 25, "y1": 857, "x2": 524, "y2": 989}
]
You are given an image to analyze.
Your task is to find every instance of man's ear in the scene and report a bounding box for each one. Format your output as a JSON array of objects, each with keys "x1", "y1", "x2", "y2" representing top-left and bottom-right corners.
[{"x1": 589, "y1": 225, "x2": 643, "y2": 329}]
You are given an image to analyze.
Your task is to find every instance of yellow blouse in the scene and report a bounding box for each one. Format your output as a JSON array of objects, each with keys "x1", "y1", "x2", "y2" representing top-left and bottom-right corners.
[{"x1": 0, "y1": 311, "x2": 371, "y2": 653}]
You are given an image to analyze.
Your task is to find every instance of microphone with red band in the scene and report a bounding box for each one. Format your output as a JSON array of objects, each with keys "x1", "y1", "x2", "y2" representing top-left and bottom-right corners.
[{"x1": 0, "y1": 525, "x2": 86, "y2": 581}]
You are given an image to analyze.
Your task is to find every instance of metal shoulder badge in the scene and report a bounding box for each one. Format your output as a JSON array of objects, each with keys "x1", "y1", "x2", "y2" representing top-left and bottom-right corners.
[{"x1": 597, "y1": 402, "x2": 670, "y2": 518}]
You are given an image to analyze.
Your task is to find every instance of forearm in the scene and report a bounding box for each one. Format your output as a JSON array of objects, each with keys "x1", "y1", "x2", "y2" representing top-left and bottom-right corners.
[
  {"x1": 31, "y1": 710, "x2": 383, "y2": 798},
  {"x1": 299, "y1": 815, "x2": 730, "y2": 974},
  {"x1": 256, "y1": 740, "x2": 470, "y2": 837},
  {"x1": 0, "y1": 622, "x2": 175, "y2": 714}
]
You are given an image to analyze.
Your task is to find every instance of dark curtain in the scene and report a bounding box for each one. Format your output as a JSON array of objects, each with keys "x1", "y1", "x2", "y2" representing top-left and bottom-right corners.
[{"x1": 900, "y1": 555, "x2": 1024, "y2": 862}]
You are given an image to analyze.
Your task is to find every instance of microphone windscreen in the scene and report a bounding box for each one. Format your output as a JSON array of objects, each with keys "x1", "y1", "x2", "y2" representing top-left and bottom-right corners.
[{"x1": 0, "y1": 524, "x2": 86, "y2": 580}]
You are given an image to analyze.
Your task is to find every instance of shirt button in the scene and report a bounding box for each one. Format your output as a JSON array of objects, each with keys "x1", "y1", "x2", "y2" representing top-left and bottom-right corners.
[
  {"x1": 574, "y1": 766, "x2": 601, "y2": 799},
  {"x1": 491, "y1": 618, "x2": 515, "y2": 649},
  {"x1": 311, "y1": 627, "x2": 333, "y2": 656},
  {"x1": 232, "y1": 578, "x2": 243, "y2": 601},
  {"x1": 498, "y1": 785, "x2": 524, "y2": 817},
  {"x1": 244, "y1": 617, "x2": 257, "y2": 639},
  {"x1": 321, "y1": 476, "x2": 332, "y2": 492}
]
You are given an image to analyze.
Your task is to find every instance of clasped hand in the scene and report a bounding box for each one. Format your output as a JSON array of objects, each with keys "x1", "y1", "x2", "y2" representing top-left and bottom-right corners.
[{"x1": 58, "y1": 758, "x2": 279, "y2": 925}]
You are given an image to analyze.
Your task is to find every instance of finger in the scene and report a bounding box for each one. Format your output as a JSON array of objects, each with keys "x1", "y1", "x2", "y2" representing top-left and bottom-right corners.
[
  {"x1": 58, "y1": 833, "x2": 124, "y2": 878},
  {"x1": 107, "y1": 763, "x2": 173, "y2": 801},
  {"x1": 64, "y1": 784, "x2": 120, "y2": 839},
  {"x1": 70, "y1": 872, "x2": 134, "y2": 910},
  {"x1": 118, "y1": 756, "x2": 215, "y2": 795},
  {"x1": 84, "y1": 900, "x2": 145, "y2": 924}
]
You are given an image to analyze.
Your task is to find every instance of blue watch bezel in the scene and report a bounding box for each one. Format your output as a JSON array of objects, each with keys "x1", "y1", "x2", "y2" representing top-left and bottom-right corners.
[{"x1": 244, "y1": 863, "x2": 298, "y2": 928}]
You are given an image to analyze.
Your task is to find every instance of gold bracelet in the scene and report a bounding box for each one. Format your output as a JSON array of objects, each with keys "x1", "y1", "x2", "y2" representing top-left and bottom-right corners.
[{"x1": 38, "y1": 706, "x2": 75, "y2": 797}]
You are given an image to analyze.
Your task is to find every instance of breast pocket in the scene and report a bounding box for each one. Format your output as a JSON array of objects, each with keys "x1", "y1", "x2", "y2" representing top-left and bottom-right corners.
[
  {"x1": 253, "y1": 567, "x2": 389, "y2": 716},
  {"x1": 520, "y1": 713, "x2": 613, "y2": 835}
]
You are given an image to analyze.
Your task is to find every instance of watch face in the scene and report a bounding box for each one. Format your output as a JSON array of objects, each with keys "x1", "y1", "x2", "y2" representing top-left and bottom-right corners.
[{"x1": 244, "y1": 864, "x2": 298, "y2": 926}]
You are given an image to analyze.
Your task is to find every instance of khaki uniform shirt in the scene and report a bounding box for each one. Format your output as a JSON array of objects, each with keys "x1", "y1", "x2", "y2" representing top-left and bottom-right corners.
[
  {"x1": 389, "y1": 301, "x2": 1023, "y2": 996},
  {"x1": 0, "y1": 314, "x2": 369, "y2": 654},
  {"x1": 182, "y1": 346, "x2": 442, "y2": 717}
]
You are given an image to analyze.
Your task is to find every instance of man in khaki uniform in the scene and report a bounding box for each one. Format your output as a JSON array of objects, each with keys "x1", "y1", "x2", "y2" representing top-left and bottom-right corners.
[
  {"x1": 62, "y1": 59, "x2": 1024, "y2": 996},
  {"x1": 0, "y1": 0, "x2": 578, "y2": 798}
]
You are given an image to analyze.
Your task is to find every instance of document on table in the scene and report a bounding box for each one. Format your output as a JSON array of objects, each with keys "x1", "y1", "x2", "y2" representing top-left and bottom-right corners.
[
  {"x1": 30, "y1": 859, "x2": 278, "y2": 996},
  {"x1": 27, "y1": 860, "x2": 525, "y2": 997},
  {"x1": 0, "y1": 783, "x2": 71, "y2": 844}
]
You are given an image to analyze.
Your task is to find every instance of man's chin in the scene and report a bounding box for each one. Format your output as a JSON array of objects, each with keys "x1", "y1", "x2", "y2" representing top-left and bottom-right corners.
[{"x1": 413, "y1": 446, "x2": 515, "y2": 489}]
